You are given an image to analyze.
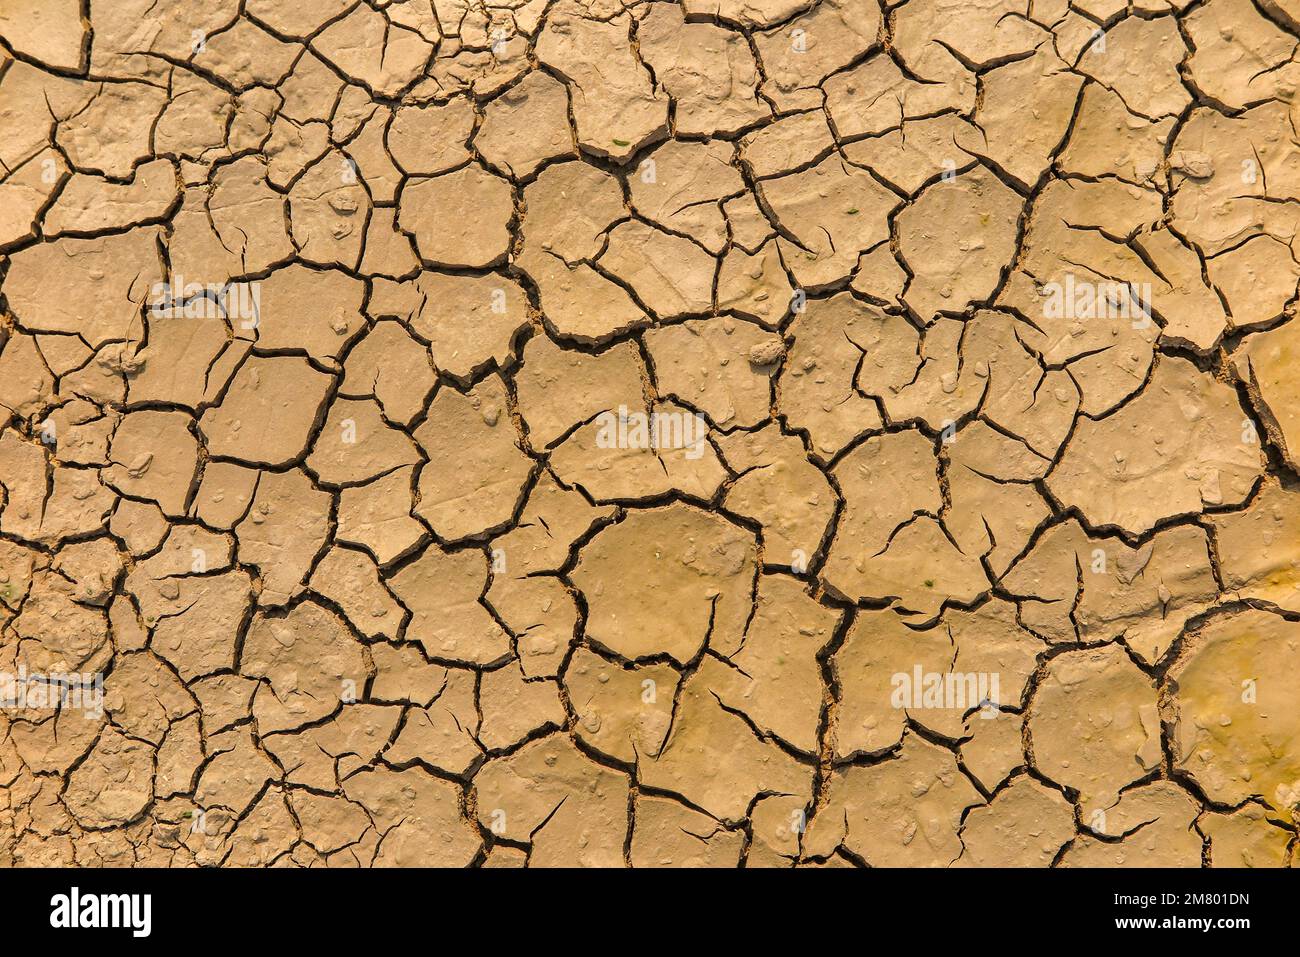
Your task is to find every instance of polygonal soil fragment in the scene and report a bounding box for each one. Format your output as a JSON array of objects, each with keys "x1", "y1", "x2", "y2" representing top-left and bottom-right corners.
[
  {"x1": 389, "y1": 544, "x2": 512, "y2": 666},
  {"x1": 335, "y1": 467, "x2": 425, "y2": 566},
  {"x1": 309, "y1": 547, "x2": 404, "y2": 641},
  {"x1": 341, "y1": 321, "x2": 435, "y2": 427},
  {"x1": 896, "y1": 168, "x2": 1023, "y2": 322},
  {"x1": 384, "y1": 670, "x2": 480, "y2": 776},
  {"x1": 1028, "y1": 645, "x2": 1162, "y2": 817},
  {"x1": 805, "y1": 735, "x2": 983, "y2": 867},
  {"x1": 5, "y1": 230, "x2": 162, "y2": 347},
  {"x1": 400, "y1": 165, "x2": 515, "y2": 268},
  {"x1": 344, "y1": 767, "x2": 480, "y2": 867},
  {"x1": 200, "y1": 357, "x2": 334, "y2": 468},
  {"x1": 955, "y1": 777, "x2": 1075, "y2": 868},
  {"x1": 599, "y1": 221, "x2": 716, "y2": 319},
  {"x1": 710, "y1": 575, "x2": 838, "y2": 754},
  {"x1": 715, "y1": 424, "x2": 835, "y2": 564},
  {"x1": 778, "y1": 293, "x2": 911, "y2": 460},
  {"x1": 1047, "y1": 358, "x2": 1264, "y2": 536},
  {"x1": 234, "y1": 468, "x2": 330, "y2": 608},
  {"x1": 242, "y1": 602, "x2": 365, "y2": 734},
  {"x1": 1062, "y1": 782, "x2": 1203, "y2": 868},
  {"x1": 1202, "y1": 805, "x2": 1293, "y2": 868},
  {"x1": 413, "y1": 375, "x2": 533, "y2": 542},
  {"x1": 104, "y1": 411, "x2": 199, "y2": 517},
  {"x1": 637, "y1": 5, "x2": 767, "y2": 137},
  {"x1": 573, "y1": 503, "x2": 757, "y2": 664},
  {"x1": 564, "y1": 647, "x2": 678, "y2": 764},
  {"x1": 645, "y1": 318, "x2": 780, "y2": 428},
  {"x1": 640, "y1": 658, "x2": 811, "y2": 822},
  {"x1": 514, "y1": 337, "x2": 643, "y2": 449},
  {"x1": 63, "y1": 730, "x2": 155, "y2": 829},
  {"x1": 1210, "y1": 481, "x2": 1300, "y2": 613},
  {"x1": 1002, "y1": 519, "x2": 1218, "y2": 661},
  {"x1": 398, "y1": 272, "x2": 530, "y2": 383},
  {"x1": 1233, "y1": 321, "x2": 1300, "y2": 473},
  {"x1": 822, "y1": 429, "x2": 988, "y2": 618},
  {"x1": 307, "y1": 398, "x2": 420, "y2": 486},
  {"x1": 476, "y1": 72, "x2": 576, "y2": 178},
  {"x1": 752, "y1": 0, "x2": 881, "y2": 109},
  {"x1": 535, "y1": 5, "x2": 667, "y2": 162},
  {"x1": 473, "y1": 735, "x2": 630, "y2": 866},
  {"x1": 250, "y1": 265, "x2": 365, "y2": 363},
  {"x1": 630, "y1": 796, "x2": 743, "y2": 867},
  {"x1": 478, "y1": 662, "x2": 566, "y2": 752},
  {"x1": 761, "y1": 155, "x2": 898, "y2": 289},
  {"x1": 1169, "y1": 610, "x2": 1300, "y2": 818},
  {"x1": 311, "y1": 5, "x2": 435, "y2": 97}
]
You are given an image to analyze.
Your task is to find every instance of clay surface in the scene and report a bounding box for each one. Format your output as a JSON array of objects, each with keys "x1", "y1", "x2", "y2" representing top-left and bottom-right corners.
[{"x1": 0, "y1": 0, "x2": 1296, "y2": 870}]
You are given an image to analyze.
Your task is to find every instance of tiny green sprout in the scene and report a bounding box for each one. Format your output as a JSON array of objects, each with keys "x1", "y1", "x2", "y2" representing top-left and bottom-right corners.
[
  {"x1": 613, "y1": 138, "x2": 630, "y2": 147},
  {"x1": 924, "y1": 579, "x2": 935, "y2": 588}
]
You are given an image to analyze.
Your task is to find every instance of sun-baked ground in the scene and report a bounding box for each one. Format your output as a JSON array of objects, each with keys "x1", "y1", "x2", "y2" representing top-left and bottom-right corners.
[{"x1": 0, "y1": 0, "x2": 1297, "y2": 867}]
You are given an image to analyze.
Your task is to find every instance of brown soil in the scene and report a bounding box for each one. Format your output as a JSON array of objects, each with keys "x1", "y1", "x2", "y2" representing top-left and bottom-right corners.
[{"x1": 0, "y1": 0, "x2": 1296, "y2": 868}]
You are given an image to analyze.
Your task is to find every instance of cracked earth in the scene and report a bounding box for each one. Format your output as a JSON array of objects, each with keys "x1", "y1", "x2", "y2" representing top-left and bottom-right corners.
[{"x1": 0, "y1": 0, "x2": 1298, "y2": 869}]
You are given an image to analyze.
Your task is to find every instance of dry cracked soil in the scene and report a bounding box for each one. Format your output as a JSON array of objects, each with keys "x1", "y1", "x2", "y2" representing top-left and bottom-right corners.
[{"x1": 0, "y1": 0, "x2": 1297, "y2": 869}]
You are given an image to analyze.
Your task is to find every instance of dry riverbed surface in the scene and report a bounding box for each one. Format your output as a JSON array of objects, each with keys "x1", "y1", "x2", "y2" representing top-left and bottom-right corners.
[{"x1": 0, "y1": 0, "x2": 1298, "y2": 868}]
